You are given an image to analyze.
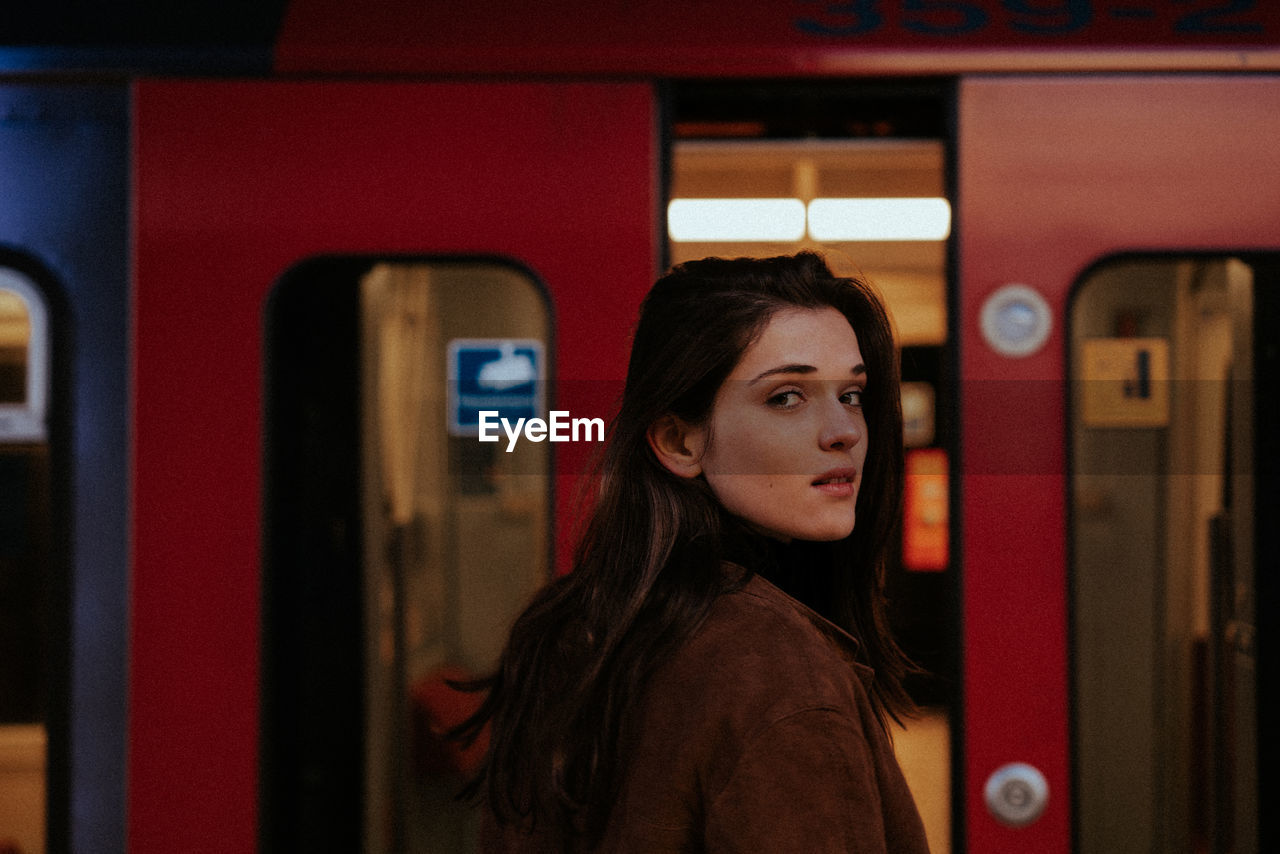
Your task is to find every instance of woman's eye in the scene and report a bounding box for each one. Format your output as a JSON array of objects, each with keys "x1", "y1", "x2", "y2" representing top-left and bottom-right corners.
[
  {"x1": 841, "y1": 389, "x2": 864, "y2": 407},
  {"x1": 767, "y1": 390, "x2": 804, "y2": 408}
]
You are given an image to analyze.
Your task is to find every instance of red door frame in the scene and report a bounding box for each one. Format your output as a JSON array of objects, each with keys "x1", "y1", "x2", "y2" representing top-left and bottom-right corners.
[
  {"x1": 958, "y1": 75, "x2": 1280, "y2": 854},
  {"x1": 130, "y1": 80, "x2": 655, "y2": 853}
]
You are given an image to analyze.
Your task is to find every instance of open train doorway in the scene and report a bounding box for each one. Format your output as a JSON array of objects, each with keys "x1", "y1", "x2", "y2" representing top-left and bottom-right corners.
[
  {"x1": 666, "y1": 80, "x2": 958, "y2": 854},
  {"x1": 1069, "y1": 254, "x2": 1277, "y2": 854}
]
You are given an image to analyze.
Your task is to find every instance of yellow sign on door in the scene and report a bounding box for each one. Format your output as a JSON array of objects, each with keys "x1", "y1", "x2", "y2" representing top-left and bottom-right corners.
[{"x1": 1079, "y1": 337, "x2": 1170, "y2": 428}]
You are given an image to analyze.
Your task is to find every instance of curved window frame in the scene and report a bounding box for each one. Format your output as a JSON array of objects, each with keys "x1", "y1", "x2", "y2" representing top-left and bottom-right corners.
[{"x1": 0, "y1": 265, "x2": 50, "y2": 443}]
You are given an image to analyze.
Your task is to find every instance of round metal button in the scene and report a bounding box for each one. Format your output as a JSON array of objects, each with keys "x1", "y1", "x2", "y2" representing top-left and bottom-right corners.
[
  {"x1": 979, "y1": 283, "x2": 1053, "y2": 358},
  {"x1": 983, "y1": 762, "x2": 1049, "y2": 827}
]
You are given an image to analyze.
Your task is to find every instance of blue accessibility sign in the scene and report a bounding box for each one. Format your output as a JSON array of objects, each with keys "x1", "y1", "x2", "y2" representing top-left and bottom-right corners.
[{"x1": 447, "y1": 338, "x2": 545, "y2": 436}]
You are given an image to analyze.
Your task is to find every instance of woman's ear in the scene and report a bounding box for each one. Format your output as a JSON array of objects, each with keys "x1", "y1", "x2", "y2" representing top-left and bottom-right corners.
[{"x1": 646, "y1": 415, "x2": 706, "y2": 479}]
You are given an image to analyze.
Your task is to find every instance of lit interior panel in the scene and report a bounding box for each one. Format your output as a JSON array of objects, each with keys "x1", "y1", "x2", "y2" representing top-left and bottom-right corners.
[
  {"x1": 668, "y1": 139, "x2": 948, "y2": 347},
  {"x1": 808, "y1": 198, "x2": 951, "y2": 242},
  {"x1": 667, "y1": 198, "x2": 807, "y2": 242}
]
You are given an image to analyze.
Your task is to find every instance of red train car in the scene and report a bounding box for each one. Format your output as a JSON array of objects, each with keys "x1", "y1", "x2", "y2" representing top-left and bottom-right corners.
[{"x1": 1, "y1": 2, "x2": 1277, "y2": 853}]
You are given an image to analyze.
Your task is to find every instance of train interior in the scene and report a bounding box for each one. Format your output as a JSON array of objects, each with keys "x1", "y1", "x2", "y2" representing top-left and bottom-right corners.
[{"x1": 0, "y1": 78, "x2": 1275, "y2": 854}]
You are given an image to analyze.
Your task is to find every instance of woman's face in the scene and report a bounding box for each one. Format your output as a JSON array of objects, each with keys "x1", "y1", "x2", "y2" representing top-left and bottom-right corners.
[{"x1": 697, "y1": 306, "x2": 868, "y2": 542}]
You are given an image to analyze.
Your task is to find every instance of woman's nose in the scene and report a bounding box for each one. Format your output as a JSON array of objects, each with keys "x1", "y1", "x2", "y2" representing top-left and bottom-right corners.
[{"x1": 819, "y1": 401, "x2": 863, "y2": 451}]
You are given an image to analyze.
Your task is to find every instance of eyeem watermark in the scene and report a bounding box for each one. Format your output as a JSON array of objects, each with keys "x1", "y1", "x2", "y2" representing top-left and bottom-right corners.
[{"x1": 478, "y1": 410, "x2": 605, "y2": 452}]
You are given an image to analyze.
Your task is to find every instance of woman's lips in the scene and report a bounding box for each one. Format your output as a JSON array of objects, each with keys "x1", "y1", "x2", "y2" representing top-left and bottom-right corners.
[{"x1": 812, "y1": 468, "x2": 858, "y2": 497}]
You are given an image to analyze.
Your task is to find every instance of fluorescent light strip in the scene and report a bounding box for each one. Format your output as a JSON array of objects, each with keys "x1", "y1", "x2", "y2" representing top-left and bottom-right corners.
[
  {"x1": 668, "y1": 197, "x2": 951, "y2": 242},
  {"x1": 808, "y1": 197, "x2": 951, "y2": 241},
  {"x1": 667, "y1": 198, "x2": 807, "y2": 242}
]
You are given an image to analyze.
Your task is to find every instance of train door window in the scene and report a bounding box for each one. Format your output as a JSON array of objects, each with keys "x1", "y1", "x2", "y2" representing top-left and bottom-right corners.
[
  {"x1": 264, "y1": 258, "x2": 552, "y2": 854},
  {"x1": 1070, "y1": 255, "x2": 1272, "y2": 854},
  {"x1": 0, "y1": 265, "x2": 51, "y2": 854},
  {"x1": 0, "y1": 267, "x2": 48, "y2": 441},
  {"x1": 668, "y1": 82, "x2": 956, "y2": 854}
]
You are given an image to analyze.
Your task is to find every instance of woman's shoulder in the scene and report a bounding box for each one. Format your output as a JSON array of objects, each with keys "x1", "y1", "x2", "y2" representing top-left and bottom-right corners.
[
  {"x1": 603, "y1": 573, "x2": 890, "y2": 845},
  {"x1": 644, "y1": 573, "x2": 875, "y2": 731},
  {"x1": 699, "y1": 573, "x2": 870, "y2": 672}
]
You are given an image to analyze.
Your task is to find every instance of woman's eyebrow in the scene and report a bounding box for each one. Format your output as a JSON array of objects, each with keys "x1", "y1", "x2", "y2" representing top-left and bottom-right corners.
[{"x1": 748, "y1": 363, "x2": 867, "y2": 384}]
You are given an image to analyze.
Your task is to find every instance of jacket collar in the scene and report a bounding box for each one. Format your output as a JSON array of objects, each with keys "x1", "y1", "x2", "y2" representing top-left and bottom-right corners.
[{"x1": 739, "y1": 572, "x2": 876, "y2": 687}]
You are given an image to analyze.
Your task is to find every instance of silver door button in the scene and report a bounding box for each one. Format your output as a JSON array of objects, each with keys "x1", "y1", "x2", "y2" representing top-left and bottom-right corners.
[
  {"x1": 984, "y1": 762, "x2": 1049, "y2": 827},
  {"x1": 979, "y1": 283, "x2": 1053, "y2": 358}
]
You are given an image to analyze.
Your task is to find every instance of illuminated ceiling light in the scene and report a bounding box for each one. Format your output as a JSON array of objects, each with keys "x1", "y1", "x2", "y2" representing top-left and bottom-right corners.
[
  {"x1": 667, "y1": 198, "x2": 807, "y2": 242},
  {"x1": 807, "y1": 198, "x2": 951, "y2": 241}
]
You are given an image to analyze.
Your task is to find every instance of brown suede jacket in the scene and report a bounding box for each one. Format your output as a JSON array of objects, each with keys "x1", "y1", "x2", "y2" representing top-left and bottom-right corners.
[{"x1": 481, "y1": 574, "x2": 932, "y2": 853}]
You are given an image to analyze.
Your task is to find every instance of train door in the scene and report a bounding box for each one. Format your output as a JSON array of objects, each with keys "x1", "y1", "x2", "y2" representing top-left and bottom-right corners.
[
  {"x1": 1068, "y1": 253, "x2": 1274, "y2": 854},
  {"x1": 130, "y1": 81, "x2": 655, "y2": 853},
  {"x1": 264, "y1": 256, "x2": 556, "y2": 853},
  {"x1": 958, "y1": 77, "x2": 1279, "y2": 854},
  {"x1": 0, "y1": 83, "x2": 130, "y2": 854}
]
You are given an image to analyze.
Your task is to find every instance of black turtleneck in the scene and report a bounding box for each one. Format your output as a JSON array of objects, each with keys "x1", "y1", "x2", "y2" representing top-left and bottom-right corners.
[{"x1": 720, "y1": 517, "x2": 839, "y2": 623}]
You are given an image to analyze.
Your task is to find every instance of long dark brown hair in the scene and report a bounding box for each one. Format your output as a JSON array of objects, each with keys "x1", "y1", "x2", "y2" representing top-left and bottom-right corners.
[{"x1": 453, "y1": 251, "x2": 913, "y2": 842}]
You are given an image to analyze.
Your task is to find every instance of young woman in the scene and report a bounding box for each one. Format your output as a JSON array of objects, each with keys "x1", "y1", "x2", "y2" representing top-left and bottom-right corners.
[{"x1": 456, "y1": 251, "x2": 930, "y2": 853}]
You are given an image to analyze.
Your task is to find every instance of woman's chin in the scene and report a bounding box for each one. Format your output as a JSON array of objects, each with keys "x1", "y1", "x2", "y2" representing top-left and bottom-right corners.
[{"x1": 755, "y1": 514, "x2": 856, "y2": 543}]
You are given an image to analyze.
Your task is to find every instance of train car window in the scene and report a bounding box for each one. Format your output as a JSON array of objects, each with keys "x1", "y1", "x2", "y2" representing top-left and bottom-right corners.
[
  {"x1": 1070, "y1": 255, "x2": 1271, "y2": 854},
  {"x1": 264, "y1": 257, "x2": 551, "y2": 854},
  {"x1": 667, "y1": 80, "x2": 956, "y2": 854},
  {"x1": 0, "y1": 265, "x2": 52, "y2": 854},
  {"x1": 0, "y1": 268, "x2": 48, "y2": 441}
]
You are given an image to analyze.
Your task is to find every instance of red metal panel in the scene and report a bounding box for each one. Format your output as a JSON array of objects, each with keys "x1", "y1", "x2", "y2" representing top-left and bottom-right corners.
[
  {"x1": 131, "y1": 80, "x2": 655, "y2": 853},
  {"x1": 958, "y1": 76, "x2": 1280, "y2": 853},
  {"x1": 275, "y1": 0, "x2": 1280, "y2": 76}
]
